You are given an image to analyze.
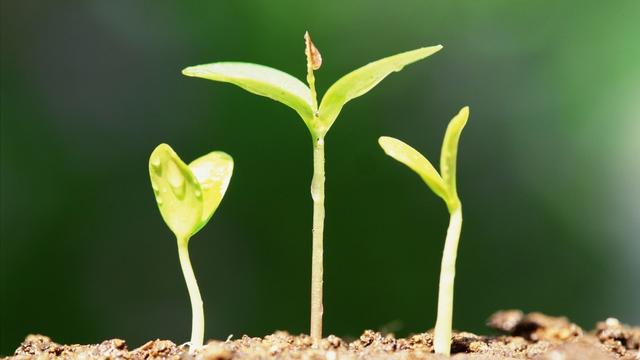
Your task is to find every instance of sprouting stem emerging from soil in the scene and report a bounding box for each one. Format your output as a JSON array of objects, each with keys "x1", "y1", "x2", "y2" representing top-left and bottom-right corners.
[
  {"x1": 177, "y1": 237, "x2": 204, "y2": 348},
  {"x1": 379, "y1": 107, "x2": 469, "y2": 356},
  {"x1": 182, "y1": 32, "x2": 442, "y2": 341},
  {"x1": 149, "y1": 144, "x2": 233, "y2": 350}
]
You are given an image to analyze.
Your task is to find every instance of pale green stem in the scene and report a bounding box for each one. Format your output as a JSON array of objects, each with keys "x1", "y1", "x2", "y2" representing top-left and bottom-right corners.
[
  {"x1": 310, "y1": 136, "x2": 325, "y2": 341},
  {"x1": 434, "y1": 207, "x2": 463, "y2": 356},
  {"x1": 306, "y1": 66, "x2": 318, "y2": 113},
  {"x1": 177, "y1": 238, "x2": 204, "y2": 349}
]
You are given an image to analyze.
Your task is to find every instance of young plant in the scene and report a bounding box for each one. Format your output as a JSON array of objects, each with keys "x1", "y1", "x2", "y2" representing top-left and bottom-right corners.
[
  {"x1": 181, "y1": 33, "x2": 442, "y2": 341},
  {"x1": 148, "y1": 143, "x2": 233, "y2": 349},
  {"x1": 378, "y1": 107, "x2": 469, "y2": 356}
]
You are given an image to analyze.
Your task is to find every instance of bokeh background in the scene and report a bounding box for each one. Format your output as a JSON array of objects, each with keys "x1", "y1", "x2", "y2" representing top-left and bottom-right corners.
[{"x1": 1, "y1": 0, "x2": 639, "y2": 354}]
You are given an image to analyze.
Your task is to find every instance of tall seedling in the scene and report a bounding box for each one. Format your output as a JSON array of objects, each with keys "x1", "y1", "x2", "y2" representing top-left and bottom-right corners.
[{"x1": 183, "y1": 32, "x2": 442, "y2": 341}]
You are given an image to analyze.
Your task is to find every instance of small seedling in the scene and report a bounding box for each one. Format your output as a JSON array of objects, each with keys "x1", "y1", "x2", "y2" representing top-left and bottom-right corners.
[
  {"x1": 148, "y1": 143, "x2": 233, "y2": 349},
  {"x1": 182, "y1": 32, "x2": 441, "y2": 341},
  {"x1": 378, "y1": 107, "x2": 469, "y2": 356}
]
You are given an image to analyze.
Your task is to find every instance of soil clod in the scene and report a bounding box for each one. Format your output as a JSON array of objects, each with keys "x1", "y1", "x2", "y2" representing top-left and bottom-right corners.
[{"x1": 488, "y1": 310, "x2": 583, "y2": 342}]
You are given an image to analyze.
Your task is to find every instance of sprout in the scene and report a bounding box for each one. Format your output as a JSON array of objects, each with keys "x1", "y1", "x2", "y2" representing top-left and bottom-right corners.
[
  {"x1": 182, "y1": 32, "x2": 442, "y2": 341},
  {"x1": 378, "y1": 107, "x2": 469, "y2": 356},
  {"x1": 148, "y1": 143, "x2": 233, "y2": 350}
]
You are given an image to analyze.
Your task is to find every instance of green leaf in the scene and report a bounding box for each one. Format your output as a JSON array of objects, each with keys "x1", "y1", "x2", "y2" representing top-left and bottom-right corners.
[
  {"x1": 440, "y1": 107, "x2": 469, "y2": 201},
  {"x1": 149, "y1": 144, "x2": 203, "y2": 241},
  {"x1": 378, "y1": 136, "x2": 448, "y2": 202},
  {"x1": 188, "y1": 151, "x2": 234, "y2": 233},
  {"x1": 182, "y1": 62, "x2": 314, "y2": 124},
  {"x1": 318, "y1": 45, "x2": 442, "y2": 133},
  {"x1": 149, "y1": 144, "x2": 234, "y2": 242}
]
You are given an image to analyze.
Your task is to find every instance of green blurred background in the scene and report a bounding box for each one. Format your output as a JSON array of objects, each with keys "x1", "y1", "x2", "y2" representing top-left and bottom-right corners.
[{"x1": 1, "y1": 0, "x2": 639, "y2": 354}]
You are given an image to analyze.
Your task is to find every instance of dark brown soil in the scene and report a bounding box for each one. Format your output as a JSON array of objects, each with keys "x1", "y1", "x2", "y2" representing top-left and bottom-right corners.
[{"x1": 5, "y1": 311, "x2": 639, "y2": 359}]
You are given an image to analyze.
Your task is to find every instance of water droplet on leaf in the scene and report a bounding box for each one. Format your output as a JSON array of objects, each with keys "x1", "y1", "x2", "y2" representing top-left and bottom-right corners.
[
  {"x1": 151, "y1": 156, "x2": 162, "y2": 175},
  {"x1": 167, "y1": 160, "x2": 186, "y2": 200}
]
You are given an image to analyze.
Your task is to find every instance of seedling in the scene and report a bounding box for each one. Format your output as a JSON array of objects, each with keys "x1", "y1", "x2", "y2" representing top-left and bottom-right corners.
[
  {"x1": 182, "y1": 32, "x2": 441, "y2": 341},
  {"x1": 148, "y1": 143, "x2": 233, "y2": 349},
  {"x1": 378, "y1": 107, "x2": 469, "y2": 356}
]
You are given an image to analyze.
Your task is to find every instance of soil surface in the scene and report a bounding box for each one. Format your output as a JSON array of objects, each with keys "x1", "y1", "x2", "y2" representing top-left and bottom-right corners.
[{"x1": 5, "y1": 311, "x2": 639, "y2": 359}]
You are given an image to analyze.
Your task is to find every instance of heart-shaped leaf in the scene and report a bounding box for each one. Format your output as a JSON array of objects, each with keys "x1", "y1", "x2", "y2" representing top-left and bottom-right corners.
[
  {"x1": 318, "y1": 45, "x2": 442, "y2": 133},
  {"x1": 378, "y1": 136, "x2": 448, "y2": 202},
  {"x1": 182, "y1": 62, "x2": 315, "y2": 125},
  {"x1": 149, "y1": 144, "x2": 234, "y2": 242},
  {"x1": 440, "y1": 106, "x2": 469, "y2": 201},
  {"x1": 149, "y1": 144, "x2": 203, "y2": 241},
  {"x1": 188, "y1": 151, "x2": 234, "y2": 233}
]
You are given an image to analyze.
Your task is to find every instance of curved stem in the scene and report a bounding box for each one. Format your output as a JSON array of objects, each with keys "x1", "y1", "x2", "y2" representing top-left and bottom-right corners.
[
  {"x1": 177, "y1": 239, "x2": 204, "y2": 349},
  {"x1": 310, "y1": 137, "x2": 325, "y2": 342},
  {"x1": 434, "y1": 207, "x2": 463, "y2": 356}
]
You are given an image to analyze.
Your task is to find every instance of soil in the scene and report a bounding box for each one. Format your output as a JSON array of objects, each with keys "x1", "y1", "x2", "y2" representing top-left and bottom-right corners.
[{"x1": 5, "y1": 311, "x2": 639, "y2": 360}]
